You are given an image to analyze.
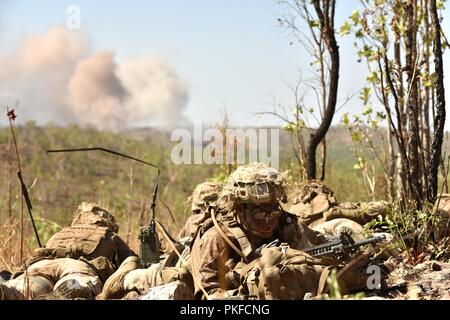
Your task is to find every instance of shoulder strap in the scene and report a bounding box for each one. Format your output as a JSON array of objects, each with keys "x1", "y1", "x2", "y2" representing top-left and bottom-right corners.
[
  {"x1": 210, "y1": 208, "x2": 245, "y2": 258},
  {"x1": 317, "y1": 266, "x2": 332, "y2": 296}
]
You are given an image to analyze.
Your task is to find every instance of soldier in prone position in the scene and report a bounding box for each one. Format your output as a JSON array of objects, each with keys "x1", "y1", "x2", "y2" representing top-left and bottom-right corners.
[
  {"x1": 0, "y1": 202, "x2": 136, "y2": 300},
  {"x1": 97, "y1": 182, "x2": 223, "y2": 300},
  {"x1": 190, "y1": 163, "x2": 391, "y2": 300}
]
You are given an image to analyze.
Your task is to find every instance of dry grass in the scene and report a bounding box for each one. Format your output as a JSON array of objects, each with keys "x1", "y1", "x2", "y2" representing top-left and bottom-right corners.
[{"x1": 0, "y1": 219, "x2": 32, "y2": 272}]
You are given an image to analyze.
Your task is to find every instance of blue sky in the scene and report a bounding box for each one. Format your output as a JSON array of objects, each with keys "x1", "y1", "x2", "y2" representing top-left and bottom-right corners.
[{"x1": 0, "y1": 0, "x2": 449, "y2": 129}]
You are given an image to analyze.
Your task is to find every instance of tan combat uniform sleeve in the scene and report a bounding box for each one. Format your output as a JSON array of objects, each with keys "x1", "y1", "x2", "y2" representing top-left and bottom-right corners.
[{"x1": 190, "y1": 227, "x2": 233, "y2": 299}]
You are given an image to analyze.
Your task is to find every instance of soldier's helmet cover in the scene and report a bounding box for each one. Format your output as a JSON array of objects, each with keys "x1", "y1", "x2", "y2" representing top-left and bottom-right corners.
[
  {"x1": 190, "y1": 182, "x2": 223, "y2": 212},
  {"x1": 293, "y1": 179, "x2": 336, "y2": 205},
  {"x1": 220, "y1": 162, "x2": 288, "y2": 209},
  {"x1": 71, "y1": 202, "x2": 119, "y2": 233}
]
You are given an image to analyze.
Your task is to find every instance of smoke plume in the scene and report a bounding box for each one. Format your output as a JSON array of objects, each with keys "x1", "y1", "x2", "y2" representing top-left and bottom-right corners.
[{"x1": 0, "y1": 27, "x2": 189, "y2": 130}]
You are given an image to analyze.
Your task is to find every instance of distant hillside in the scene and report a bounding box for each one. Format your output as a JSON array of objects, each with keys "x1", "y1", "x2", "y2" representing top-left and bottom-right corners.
[{"x1": 121, "y1": 124, "x2": 372, "y2": 201}]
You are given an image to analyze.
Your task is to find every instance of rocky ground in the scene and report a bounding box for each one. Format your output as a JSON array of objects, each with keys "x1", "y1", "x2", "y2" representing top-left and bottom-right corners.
[{"x1": 380, "y1": 259, "x2": 450, "y2": 300}]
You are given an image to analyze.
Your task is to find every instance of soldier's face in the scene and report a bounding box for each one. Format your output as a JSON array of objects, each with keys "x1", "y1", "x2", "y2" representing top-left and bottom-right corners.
[{"x1": 243, "y1": 202, "x2": 281, "y2": 239}]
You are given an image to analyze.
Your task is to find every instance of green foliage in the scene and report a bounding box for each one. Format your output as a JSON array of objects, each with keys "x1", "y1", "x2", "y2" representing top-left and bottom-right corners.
[
  {"x1": 27, "y1": 218, "x2": 62, "y2": 248},
  {"x1": 284, "y1": 120, "x2": 306, "y2": 133},
  {"x1": 308, "y1": 19, "x2": 320, "y2": 28},
  {"x1": 326, "y1": 268, "x2": 342, "y2": 299},
  {"x1": 0, "y1": 123, "x2": 215, "y2": 252},
  {"x1": 359, "y1": 87, "x2": 371, "y2": 105},
  {"x1": 350, "y1": 10, "x2": 360, "y2": 25},
  {"x1": 367, "y1": 72, "x2": 380, "y2": 85},
  {"x1": 365, "y1": 201, "x2": 450, "y2": 263},
  {"x1": 340, "y1": 21, "x2": 352, "y2": 36},
  {"x1": 340, "y1": 105, "x2": 389, "y2": 200}
]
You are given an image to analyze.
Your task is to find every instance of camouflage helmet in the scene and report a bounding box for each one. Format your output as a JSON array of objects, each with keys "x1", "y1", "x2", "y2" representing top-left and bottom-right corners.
[
  {"x1": 293, "y1": 180, "x2": 336, "y2": 205},
  {"x1": 71, "y1": 202, "x2": 119, "y2": 233},
  {"x1": 221, "y1": 162, "x2": 287, "y2": 207},
  {"x1": 190, "y1": 181, "x2": 223, "y2": 212}
]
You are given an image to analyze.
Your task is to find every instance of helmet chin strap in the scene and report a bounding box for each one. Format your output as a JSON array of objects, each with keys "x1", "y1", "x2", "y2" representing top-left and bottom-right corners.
[{"x1": 235, "y1": 205, "x2": 248, "y2": 231}]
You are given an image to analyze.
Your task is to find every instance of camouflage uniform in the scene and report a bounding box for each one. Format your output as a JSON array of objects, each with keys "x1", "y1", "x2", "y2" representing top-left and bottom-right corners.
[
  {"x1": 33, "y1": 202, "x2": 136, "y2": 269},
  {"x1": 289, "y1": 180, "x2": 388, "y2": 235},
  {"x1": 190, "y1": 163, "x2": 327, "y2": 299},
  {"x1": 98, "y1": 183, "x2": 223, "y2": 300},
  {"x1": 177, "y1": 181, "x2": 223, "y2": 240},
  {"x1": 1, "y1": 202, "x2": 135, "y2": 300},
  {"x1": 0, "y1": 256, "x2": 114, "y2": 300},
  {"x1": 190, "y1": 212, "x2": 326, "y2": 299},
  {"x1": 98, "y1": 255, "x2": 193, "y2": 300}
]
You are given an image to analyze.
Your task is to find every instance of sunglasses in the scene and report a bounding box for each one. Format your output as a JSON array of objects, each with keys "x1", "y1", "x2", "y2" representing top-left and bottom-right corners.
[{"x1": 250, "y1": 204, "x2": 283, "y2": 220}]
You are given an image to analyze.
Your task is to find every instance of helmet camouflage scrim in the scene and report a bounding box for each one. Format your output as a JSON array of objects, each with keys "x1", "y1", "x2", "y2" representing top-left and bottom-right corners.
[
  {"x1": 220, "y1": 162, "x2": 288, "y2": 210},
  {"x1": 190, "y1": 181, "x2": 223, "y2": 212},
  {"x1": 293, "y1": 180, "x2": 336, "y2": 205},
  {"x1": 71, "y1": 202, "x2": 119, "y2": 233}
]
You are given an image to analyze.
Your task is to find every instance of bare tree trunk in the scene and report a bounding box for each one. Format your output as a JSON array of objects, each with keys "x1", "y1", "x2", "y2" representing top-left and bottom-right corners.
[
  {"x1": 406, "y1": 0, "x2": 423, "y2": 207},
  {"x1": 319, "y1": 36, "x2": 327, "y2": 182},
  {"x1": 308, "y1": 0, "x2": 339, "y2": 180},
  {"x1": 440, "y1": 158, "x2": 449, "y2": 193},
  {"x1": 396, "y1": 153, "x2": 404, "y2": 200},
  {"x1": 392, "y1": 7, "x2": 408, "y2": 204},
  {"x1": 320, "y1": 139, "x2": 327, "y2": 181},
  {"x1": 423, "y1": 0, "x2": 431, "y2": 175},
  {"x1": 294, "y1": 99, "x2": 307, "y2": 180},
  {"x1": 387, "y1": 123, "x2": 396, "y2": 200},
  {"x1": 427, "y1": 0, "x2": 446, "y2": 202},
  {"x1": 394, "y1": 1, "x2": 407, "y2": 135}
]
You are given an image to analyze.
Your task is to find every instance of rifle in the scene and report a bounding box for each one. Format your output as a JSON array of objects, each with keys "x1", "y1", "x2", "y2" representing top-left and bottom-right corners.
[
  {"x1": 303, "y1": 232, "x2": 386, "y2": 258},
  {"x1": 254, "y1": 232, "x2": 386, "y2": 259},
  {"x1": 47, "y1": 147, "x2": 161, "y2": 267}
]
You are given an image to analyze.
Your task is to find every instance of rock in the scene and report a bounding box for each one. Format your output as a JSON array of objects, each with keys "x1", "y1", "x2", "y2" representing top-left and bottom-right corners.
[
  {"x1": 431, "y1": 262, "x2": 442, "y2": 271},
  {"x1": 140, "y1": 281, "x2": 194, "y2": 300},
  {"x1": 406, "y1": 283, "x2": 423, "y2": 300},
  {"x1": 0, "y1": 271, "x2": 11, "y2": 284},
  {"x1": 362, "y1": 296, "x2": 388, "y2": 300},
  {"x1": 385, "y1": 260, "x2": 450, "y2": 300},
  {"x1": 123, "y1": 291, "x2": 140, "y2": 300}
]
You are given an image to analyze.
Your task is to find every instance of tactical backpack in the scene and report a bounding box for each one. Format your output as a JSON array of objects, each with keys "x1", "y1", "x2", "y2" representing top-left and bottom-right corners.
[
  {"x1": 237, "y1": 246, "x2": 339, "y2": 299},
  {"x1": 238, "y1": 246, "x2": 380, "y2": 300}
]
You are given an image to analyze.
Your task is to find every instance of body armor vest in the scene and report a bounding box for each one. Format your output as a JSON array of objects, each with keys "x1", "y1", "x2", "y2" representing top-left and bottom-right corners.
[{"x1": 45, "y1": 224, "x2": 109, "y2": 258}]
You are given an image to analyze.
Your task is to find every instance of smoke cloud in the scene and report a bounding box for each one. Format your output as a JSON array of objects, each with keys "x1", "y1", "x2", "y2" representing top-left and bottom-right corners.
[
  {"x1": 67, "y1": 51, "x2": 126, "y2": 131},
  {"x1": 117, "y1": 57, "x2": 190, "y2": 128},
  {"x1": 0, "y1": 26, "x2": 189, "y2": 130}
]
